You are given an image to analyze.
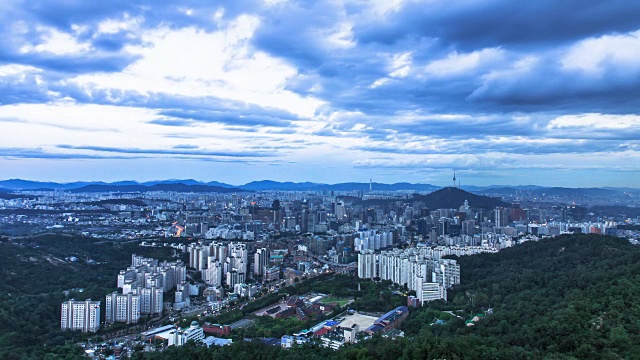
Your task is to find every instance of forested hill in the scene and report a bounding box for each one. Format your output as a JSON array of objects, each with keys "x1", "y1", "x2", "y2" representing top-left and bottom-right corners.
[
  {"x1": 137, "y1": 234, "x2": 640, "y2": 360},
  {"x1": 442, "y1": 234, "x2": 640, "y2": 358},
  {"x1": 413, "y1": 186, "x2": 509, "y2": 209}
]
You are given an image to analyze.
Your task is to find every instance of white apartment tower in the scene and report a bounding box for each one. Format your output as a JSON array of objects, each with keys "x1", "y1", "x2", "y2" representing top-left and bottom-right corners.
[
  {"x1": 254, "y1": 248, "x2": 269, "y2": 276},
  {"x1": 136, "y1": 287, "x2": 164, "y2": 315},
  {"x1": 188, "y1": 245, "x2": 207, "y2": 271},
  {"x1": 357, "y1": 250, "x2": 377, "y2": 279},
  {"x1": 105, "y1": 292, "x2": 141, "y2": 324},
  {"x1": 228, "y1": 243, "x2": 248, "y2": 275},
  {"x1": 226, "y1": 269, "x2": 246, "y2": 288},
  {"x1": 61, "y1": 299, "x2": 100, "y2": 333},
  {"x1": 203, "y1": 258, "x2": 223, "y2": 287}
]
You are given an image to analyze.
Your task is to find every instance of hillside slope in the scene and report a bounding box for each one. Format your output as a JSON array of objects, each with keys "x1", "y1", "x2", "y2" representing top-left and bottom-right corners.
[{"x1": 440, "y1": 234, "x2": 640, "y2": 358}]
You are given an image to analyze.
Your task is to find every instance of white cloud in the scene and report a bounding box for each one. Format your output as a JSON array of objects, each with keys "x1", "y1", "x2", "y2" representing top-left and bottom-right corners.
[
  {"x1": 548, "y1": 114, "x2": 640, "y2": 130},
  {"x1": 70, "y1": 15, "x2": 323, "y2": 117},
  {"x1": 370, "y1": 0, "x2": 406, "y2": 16},
  {"x1": 425, "y1": 48, "x2": 503, "y2": 77},
  {"x1": 20, "y1": 27, "x2": 91, "y2": 55},
  {"x1": 0, "y1": 101, "x2": 320, "y2": 161},
  {"x1": 0, "y1": 64, "x2": 41, "y2": 77},
  {"x1": 352, "y1": 151, "x2": 640, "y2": 172},
  {"x1": 561, "y1": 30, "x2": 640, "y2": 74},
  {"x1": 324, "y1": 22, "x2": 356, "y2": 50},
  {"x1": 389, "y1": 51, "x2": 412, "y2": 78},
  {"x1": 97, "y1": 14, "x2": 143, "y2": 35},
  {"x1": 369, "y1": 51, "x2": 413, "y2": 87}
]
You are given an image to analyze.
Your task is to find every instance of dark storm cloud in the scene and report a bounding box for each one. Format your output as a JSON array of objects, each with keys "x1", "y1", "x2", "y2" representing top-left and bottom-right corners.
[
  {"x1": 23, "y1": 0, "x2": 262, "y2": 32},
  {"x1": 467, "y1": 58, "x2": 640, "y2": 114},
  {"x1": 353, "y1": 0, "x2": 640, "y2": 49},
  {"x1": 252, "y1": 1, "x2": 347, "y2": 69},
  {"x1": 244, "y1": 1, "x2": 640, "y2": 122}
]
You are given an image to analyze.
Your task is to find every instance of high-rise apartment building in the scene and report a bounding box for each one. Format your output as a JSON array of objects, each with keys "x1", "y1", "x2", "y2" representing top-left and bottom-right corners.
[
  {"x1": 60, "y1": 299, "x2": 100, "y2": 333},
  {"x1": 254, "y1": 248, "x2": 269, "y2": 276},
  {"x1": 357, "y1": 250, "x2": 377, "y2": 279},
  {"x1": 188, "y1": 245, "x2": 207, "y2": 271},
  {"x1": 105, "y1": 292, "x2": 140, "y2": 324},
  {"x1": 203, "y1": 258, "x2": 223, "y2": 287},
  {"x1": 136, "y1": 286, "x2": 163, "y2": 315},
  {"x1": 226, "y1": 269, "x2": 246, "y2": 288}
]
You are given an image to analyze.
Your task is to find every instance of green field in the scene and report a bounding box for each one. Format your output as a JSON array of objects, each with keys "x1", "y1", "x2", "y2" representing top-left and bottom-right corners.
[{"x1": 319, "y1": 296, "x2": 351, "y2": 307}]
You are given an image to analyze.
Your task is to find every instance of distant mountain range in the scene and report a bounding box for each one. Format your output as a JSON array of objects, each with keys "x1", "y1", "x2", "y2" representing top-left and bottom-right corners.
[
  {"x1": 0, "y1": 179, "x2": 637, "y2": 195},
  {"x1": 67, "y1": 183, "x2": 244, "y2": 193},
  {"x1": 476, "y1": 186, "x2": 633, "y2": 197},
  {"x1": 0, "y1": 179, "x2": 441, "y2": 192},
  {"x1": 240, "y1": 180, "x2": 441, "y2": 192}
]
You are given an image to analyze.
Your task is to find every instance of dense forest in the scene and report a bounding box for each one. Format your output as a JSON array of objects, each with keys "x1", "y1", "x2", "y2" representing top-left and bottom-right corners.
[
  {"x1": 134, "y1": 234, "x2": 640, "y2": 359},
  {"x1": 0, "y1": 235, "x2": 174, "y2": 360}
]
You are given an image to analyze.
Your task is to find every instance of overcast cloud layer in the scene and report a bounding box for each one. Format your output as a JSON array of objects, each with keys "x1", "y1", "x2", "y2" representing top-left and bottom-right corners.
[{"x1": 1, "y1": 0, "x2": 639, "y2": 187}]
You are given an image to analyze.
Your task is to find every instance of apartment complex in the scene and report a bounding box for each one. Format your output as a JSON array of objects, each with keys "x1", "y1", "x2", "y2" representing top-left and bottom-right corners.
[{"x1": 358, "y1": 247, "x2": 460, "y2": 305}]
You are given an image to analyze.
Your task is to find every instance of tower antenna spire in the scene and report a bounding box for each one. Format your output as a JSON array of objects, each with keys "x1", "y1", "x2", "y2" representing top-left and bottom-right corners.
[{"x1": 453, "y1": 170, "x2": 457, "y2": 188}]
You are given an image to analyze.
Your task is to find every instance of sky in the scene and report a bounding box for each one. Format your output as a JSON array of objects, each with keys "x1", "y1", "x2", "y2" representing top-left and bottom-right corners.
[{"x1": 1, "y1": 0, "x2": 640, "y2": 187}]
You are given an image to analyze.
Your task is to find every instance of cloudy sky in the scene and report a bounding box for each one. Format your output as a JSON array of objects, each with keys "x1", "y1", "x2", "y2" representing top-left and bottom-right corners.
[{"x1": 1, "y1": 0, "x2": 639, "y2": 187}]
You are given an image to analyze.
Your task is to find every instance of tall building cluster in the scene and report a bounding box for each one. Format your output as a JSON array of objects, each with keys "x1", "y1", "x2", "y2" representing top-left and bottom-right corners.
[
  {"x1": 358, "y1": 248, "x2": 460, "y2": 305},
  {"x1": 119, "y1": 254, "x2": 186, "y2": 293},
  {"x1": 190, "y1": 242, "x2": 251, "y2": 288},
  {"x1": 106, "y1": 254, "x2": 186, "y2": 324},
  {"x1": 353, "y1": 230, "x2": 394, "y2": 252}
]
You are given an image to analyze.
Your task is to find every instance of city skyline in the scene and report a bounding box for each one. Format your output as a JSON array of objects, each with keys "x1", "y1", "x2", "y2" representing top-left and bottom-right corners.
[{"x1": 1, "y1": 1, "x2": 640, "y2": 187}]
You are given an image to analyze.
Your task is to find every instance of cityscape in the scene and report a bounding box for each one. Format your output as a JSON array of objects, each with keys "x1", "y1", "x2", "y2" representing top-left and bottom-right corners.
[
  {"x1": 2, "y1": 0, "x2": 640, "y2": 359},
  {"x1": 1, "y1": 178, "x2": 640, "y2": 358}
]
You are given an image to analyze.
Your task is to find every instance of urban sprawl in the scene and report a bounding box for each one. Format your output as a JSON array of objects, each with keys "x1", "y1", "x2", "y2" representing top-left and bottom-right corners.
[{"x1": 2, "y1": 184, "x2": 639, "y2": 358}]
